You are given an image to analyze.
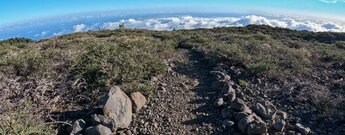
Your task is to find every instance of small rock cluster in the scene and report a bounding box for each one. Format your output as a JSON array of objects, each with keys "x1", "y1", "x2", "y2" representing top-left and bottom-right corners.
[
  {"x1": 211, "y1": 63, "x2": 312, "y2": 135},
  {"x1": 69, "y1": 86, "x2": 147, "y2": 135}
]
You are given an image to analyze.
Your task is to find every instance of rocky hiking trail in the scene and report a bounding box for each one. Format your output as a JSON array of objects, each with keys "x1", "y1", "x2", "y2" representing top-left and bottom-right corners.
[
  {"x1": 129, "y1": 49, "x2": 223, "y2": 134},
  {"x1": 66, "y1": 49, "x2": 321, "y2": 135}
]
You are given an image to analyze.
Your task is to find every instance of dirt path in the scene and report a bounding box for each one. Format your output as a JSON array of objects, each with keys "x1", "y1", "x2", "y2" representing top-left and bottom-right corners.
[{"x1": 128, "y1": 49, "x2": 224, "y2": 134}]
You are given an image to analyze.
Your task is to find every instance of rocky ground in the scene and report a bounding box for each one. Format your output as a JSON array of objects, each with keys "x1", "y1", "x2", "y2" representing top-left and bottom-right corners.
[
  {"x1": 128, "y1": 49, "x2": 222, "y2": 135},
  {"x1": 2, "y1": 26, "x2": 345, "y2": 135},
  {"x1": 65, "y1": 48, "x2": 345, "y2": 135}
]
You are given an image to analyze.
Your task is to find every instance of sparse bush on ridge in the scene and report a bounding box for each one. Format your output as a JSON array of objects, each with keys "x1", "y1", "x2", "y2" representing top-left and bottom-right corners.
[
  {"x1": 72, "y1": 39, "x2": 168, "y2": 92},
  {"x1": 0, "y1": 38, "x2": 34, "y2": 47}
]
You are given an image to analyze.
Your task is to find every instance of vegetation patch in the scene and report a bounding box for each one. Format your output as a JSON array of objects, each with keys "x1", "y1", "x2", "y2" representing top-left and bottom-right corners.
[{"x1": 1, "y1": 25, "x2": 345, "y2": 132}]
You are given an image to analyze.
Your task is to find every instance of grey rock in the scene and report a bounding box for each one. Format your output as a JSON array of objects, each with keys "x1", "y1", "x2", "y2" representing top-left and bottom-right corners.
[
  {"x1": 236, "y1": 92, "x2": 245, "y2": 99},
  {"x1": 150, "y1": 76, "x2": 158, "y2": 82},
  {"x1": 276, "y1": 111, "x2": 288, "y2": 120},
  {"x1": 224, "y1": 74, "x2": 231, "y2": 81},
  {"x1": 219, "y1": 82, "x2": 236, "y2": 102},
  {"x1": 222, "y1": 82, "x2": 235, "y2": 94},
  {"x1": 91, "y1": 114, "x2": 114, "y2": 130},
  {"x1": 70, "y1": 119, "x2": 86, "y2": 135},
  {"x1": 230, "y1": 98, "x2": 247, "y2": 111},
  {"x1": 263, "y1": 100, "x2": 277, "y2": 119},
  {"x1": 273, "y1": 120, "x2": 286, "y2": 132},
  {"x1": 222, "y1": 120, "x2": 235, "y2": 128},
  {"x1": 252, "y1": 114, "x2": 264, "y2": 123},
  {"x1": 126, "y1": 130, "x2": 132, "y2": 135},
  {"x1": 214, "y1": 98, "x2": 224, "y2": 108},
  {"x1": 255, "y1": 100, "x2": 277, "y2": 120},
  {"x1": 130, "y1": 92, "x2": 147, "y2": 113},
  {"x1": 235, "y1": 112, "x2": 249, "y2": 122},
  {"x1": 247, "y1": 120, "x2": 267, "y2": 135},
  {"x1": 158, "y1": 86, "x2": 167, "y2": 93},
  {"x1": 295, "y1": 123, "x2": 311, "y2": 135},
  {"x1": 212, "y1": 80, "x2": 226, "y2": 91},
  {"x1": 210, "y1": 70, "x2": 225, "y2": 79},
  {"x1": 221, "y1": 107, "x2": 234, "y2": 119},
  {"x1": 244, "y1": 88, "x2": 253, "y2": 96},
  {"x1": 84, "y1": 125, "x2": 112, "y2": 135},
  {"x1": 237, "y1": 116, "x2": 254, "y2": 134},
  {"x1": 103, "y1": 86, "x2": 132, "y2": 129},
  {"x1": 255, "y1": 103, "x2": 267, "y2": 119},
  {"x1": 287, "y1": 130, "x2": 296, "y2": 135},
  {"x1": 227, "y1": 91, "x2": 236, "y2": 102},
  {"x1": 243, "y1": 106, "x2": 253, "y2": 114}
]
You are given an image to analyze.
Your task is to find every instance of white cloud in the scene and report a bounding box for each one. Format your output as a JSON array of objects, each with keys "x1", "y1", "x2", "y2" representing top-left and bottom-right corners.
[
  {"x1": 53, "y1": 32, "x2": 63, "y2": 36},
  {"x1": 94, "y1": 15, "x2": 345, "y2": 32},
  {"x1": 53, "y1": 30, "x2": 67, "y2": 36},
  {"x1": 34, "y1": 31, "x2": 48, "y2": 37},
  {"x1": 319, "y1": 0, "x2": 345, "y2": 3},
  {"x1": 73, "y1": 24, "x2": 86, "y2": 32},
  {"x1": 102, "y1": 22, "x2": 120, "y2": 30}
]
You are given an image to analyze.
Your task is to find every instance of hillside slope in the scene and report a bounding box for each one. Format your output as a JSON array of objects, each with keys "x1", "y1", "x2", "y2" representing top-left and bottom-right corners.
[{"x1": 0, "y1": 25, "x2": 345, "y2": 135}]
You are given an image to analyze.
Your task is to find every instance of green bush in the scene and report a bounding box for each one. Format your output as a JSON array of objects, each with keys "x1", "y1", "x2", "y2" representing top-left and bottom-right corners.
[
  {"x1": 239, "y1": 79, "x2": 249, "y2": 88},
  {"x1": 316, "y1": 43, "x2": 345, "y2": 62},
  {"x1": 72, "y1": 39, "x2": 168, "y2": 91},
  {"x1": 0, "y1": 107, "x2": 54, "y2": 135},
  {"x1": 0, "y1": 38, "x2": 34, "y2": 47}
]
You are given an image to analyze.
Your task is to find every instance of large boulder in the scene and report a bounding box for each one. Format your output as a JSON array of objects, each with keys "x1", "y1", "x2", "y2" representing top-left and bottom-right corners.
[
  {"x1": 103, "y1": 86, "x2": 132, "y2": 129},
  {"x1": 130, "y1": 92, "x2": 147, "y2": 113},
  {"x1": 84, "y1": 125, "x2": 112, "y2": 135}
]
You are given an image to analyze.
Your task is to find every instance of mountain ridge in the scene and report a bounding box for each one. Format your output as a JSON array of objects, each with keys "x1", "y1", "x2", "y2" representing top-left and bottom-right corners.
[{"x1": 0, "y1": 25, "x2": 345, "y2": 134}]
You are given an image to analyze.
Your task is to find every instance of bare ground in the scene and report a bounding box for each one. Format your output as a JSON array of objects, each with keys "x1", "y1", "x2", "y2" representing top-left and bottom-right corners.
[{"x1": 127, "y1": 49, "x2": 225, "y2": 135}]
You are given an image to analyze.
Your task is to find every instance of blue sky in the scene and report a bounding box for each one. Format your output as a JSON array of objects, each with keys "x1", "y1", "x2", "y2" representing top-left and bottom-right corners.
[
  {"x1": 1, "y1": 0, "x2": 345, "y2": 40},
  {"x1": 1, "y1": 0, "x2": 345, "y2": 25}
]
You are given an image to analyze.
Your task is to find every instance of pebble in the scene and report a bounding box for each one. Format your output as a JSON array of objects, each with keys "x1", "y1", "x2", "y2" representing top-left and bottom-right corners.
[{"x1": 214, "y1": 98, "x2": 224, "y2": 108}]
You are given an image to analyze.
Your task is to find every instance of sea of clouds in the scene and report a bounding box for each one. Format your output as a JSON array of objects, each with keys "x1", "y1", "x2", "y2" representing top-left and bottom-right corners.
[
  {"x1": 72, "y1": 15, "x2": 345, "y2": 33},
  {"x1": 1, "y1": 15, "x2": 345, "y2": 40}
]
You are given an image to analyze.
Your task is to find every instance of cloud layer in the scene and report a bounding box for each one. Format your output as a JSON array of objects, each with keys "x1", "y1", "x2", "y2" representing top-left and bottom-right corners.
[
  {"x1": 2, "y1": 15, "x2": 345, "y2": 40},
  {"x1": 75, "y1": 15, "x2": 345, "y2": 33}
]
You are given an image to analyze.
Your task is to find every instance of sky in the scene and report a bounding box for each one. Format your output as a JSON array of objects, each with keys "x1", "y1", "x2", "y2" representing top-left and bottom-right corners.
[
  {"x1": 1, "y1": 0, "x2": 345, "y2": 25},
  {"x1": 1, "y1": 0, "x2": 345, "y2": 40}
]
